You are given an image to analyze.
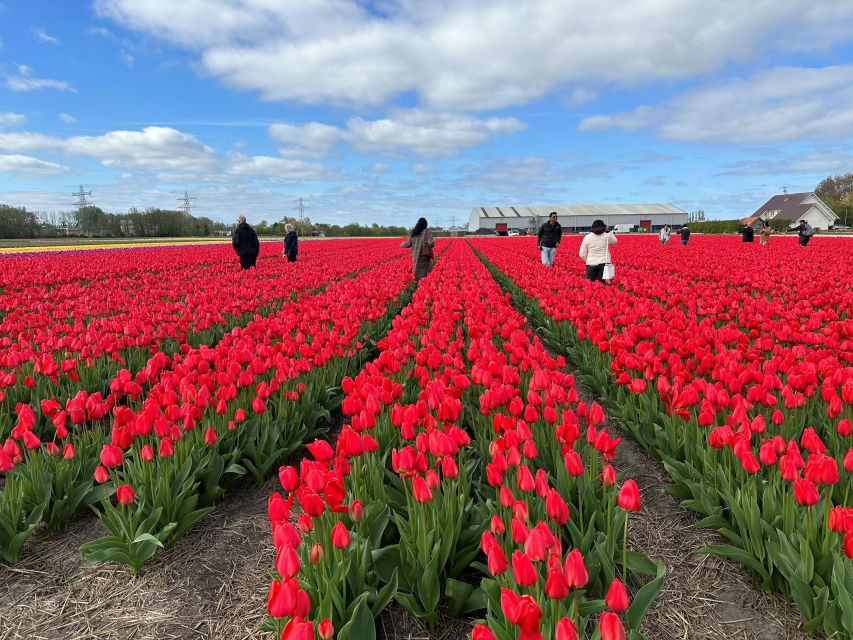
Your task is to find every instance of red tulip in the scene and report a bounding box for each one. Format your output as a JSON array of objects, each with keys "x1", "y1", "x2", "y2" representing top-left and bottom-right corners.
[
  {"x1": 599, "y1": 611, "x2": 626, "y2": 640},
  {"x1": 330, "y1": 521, "x2": 350, "y2": 549},
  {"x1": 471, "y1": 624, "x2": 497, "y2": 640},
  {"x1": 204, "y1": 426, "x2": 217, "y2": 445},
  {"x1": 563, "y1": 548, "x2": 588, "y2": 588},
  {"x1": 555, "y1": 617, "x2": 578, "y2": 640},
  {"x1": 500, "y1": 588, "x2": 542, "y2": 636},
  {"x1": 545, "y1": 488, "x2": 569, "y2": 525},
  {"x1": 93, "y1": 465, "x2": 109, "y2": 483},
  {"x1": 317, "y1": 619, "x2": 334, "y2": 640},
  {"x1": 793, "y1": 478, "x2": 820, "y2": 506},
  {"x1": 617, "y1": 479, "x2": 641, "y2": 512},
  {"x1": 412, "y1": 476, "x2": 433, "y2": 503},
  {"x1": 100, "y1": 444, "x2": 123, "y2": 468},
  {"x1": 605, "y1": 578, "x2": 630, "y2": 612},
  {"x1": 511, "y1": 550, "x2": 538, "y2": 586},
  {"x1": 159, "y1": 436, "x2": 174, "y2": 458},
  {"x1": 544, "y1": 566, "x2": 569, "y2": 599},
  {"x1": 116, "y1": 484, "x2": 135, "y2": 506}
]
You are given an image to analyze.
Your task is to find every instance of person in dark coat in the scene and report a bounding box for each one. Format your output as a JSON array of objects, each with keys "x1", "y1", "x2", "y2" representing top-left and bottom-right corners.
[
  {"x1": 232, "y1": 215, "x2": 260, "y2": 269},
  {"x1": 796, "y1": 220, "x2": 814, "y2": 246},
  {"x1": 282, "y1": 223, "x2": 298, "y2": 262},
  {"x1": 741, "y1": 224, "x2": 754, "y2": 242},
  {"x1": 401, "y1": 217, "x2": 435, "y2": 281},
  {"x1": 536, "y1": 211, "x2": 562, "y2": 266},
  {"x1": 680, "y1": 224, "x2": 691, "y2": 246}
]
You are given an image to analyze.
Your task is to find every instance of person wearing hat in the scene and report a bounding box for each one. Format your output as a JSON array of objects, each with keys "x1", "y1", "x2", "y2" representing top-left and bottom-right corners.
[
  {"x1": 536, "y1": 211, "x2": 562, "y2": 266},
  {"x1": 578, "y1": 219, "x2": 616, "y2": 282},
  {"x1": 680, "y1": 224, "x2": 691, "y2": 246}
]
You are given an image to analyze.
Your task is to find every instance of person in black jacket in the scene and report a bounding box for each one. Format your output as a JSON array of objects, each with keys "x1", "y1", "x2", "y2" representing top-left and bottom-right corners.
[
  {"x1": 680, "y1": 224, "x2": 691, "y2": 246},
  {"x1": 742, "y1": 224, "x2": 755, "y2": 242},
  {"x1": 536, "y1": 211, "x2": 562, "y2": 266},
  {"x1": 282, "y1": 223, "x2": 298, "y2": 262},
  {"x1": 232, "y1": 215, "x2": 260, "y2": 269}
]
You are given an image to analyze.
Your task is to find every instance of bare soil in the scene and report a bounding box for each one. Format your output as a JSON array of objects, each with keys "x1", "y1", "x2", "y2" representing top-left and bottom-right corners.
[{"x1": 574, "y1": 384, "x2": 815, "y2": 640}]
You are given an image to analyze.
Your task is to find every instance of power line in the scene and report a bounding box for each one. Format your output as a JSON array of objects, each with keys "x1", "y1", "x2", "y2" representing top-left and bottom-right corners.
[
  {"x1": 177, "y1": 190, "x2": 196, "y2": 216},
  {"x1": 71, "y1": 185, "x2": 93, "y2": 209},
  {"x1": 294, "y1": 196, "x2": 308, "y2": 220}
]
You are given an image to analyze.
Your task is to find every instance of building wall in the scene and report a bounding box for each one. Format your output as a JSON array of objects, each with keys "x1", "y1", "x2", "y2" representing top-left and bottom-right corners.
[
  {"x1": 469, "y1": 212, "x2": 688, "y2": 232},
  {"x1": 798, "y1": 206, "x2": 835, "y2": 230}
]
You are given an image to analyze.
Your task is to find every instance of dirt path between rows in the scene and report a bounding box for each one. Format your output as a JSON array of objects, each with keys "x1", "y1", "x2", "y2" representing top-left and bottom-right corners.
[{"x1": 575, "y1": 383, "x2": 815, "y2": 640}]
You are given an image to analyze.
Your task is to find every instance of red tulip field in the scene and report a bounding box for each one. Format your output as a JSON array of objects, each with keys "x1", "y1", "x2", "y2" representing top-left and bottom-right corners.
[{"x1": 0, "y1": 235, "x2": 851, "y2": 640}]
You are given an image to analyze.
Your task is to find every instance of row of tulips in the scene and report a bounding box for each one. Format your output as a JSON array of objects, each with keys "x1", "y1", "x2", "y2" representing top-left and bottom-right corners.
[
  {"x1": 0, "y1": 244, "x2": 414, "y2": 565},
  {"x1": 470, "y1": 235, "x2": 853, "y2": 638},
  {"x1": 265, "y1": 241, "x2": 662, "y2": 640},
  {"x1": 0, "y1": 240, "x2": 404, "y2": 435}
]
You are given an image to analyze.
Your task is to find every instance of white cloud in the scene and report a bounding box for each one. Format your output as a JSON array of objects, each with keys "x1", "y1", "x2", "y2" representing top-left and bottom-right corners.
[
  {"x1": 271, "y1": 109, "x2": 525, "y2": 159},
  {"x1": 411, "y1": 164, "x2": 433, "y2": 174},
  {"x1": 580, "y1": 64, "x2": 853, "y2": 144},
  {"x1": 120, "y1": 49, "x2": 135, "y2": 66},
  {"x1": 94, "y1": 0, "x2": 853, "y2": 110},
  {"x1": 369, "y1": 162, "x2": 391, "y2": 173},
  {"x1": 717, "y1": 151, "x2": 853, "y2": 176},
  {"x1": 0, "y1": 126, "x2": 217, "y2": 173},
  {"x1": 0, "y1": 154, "x2": 71, "y2": 176},
  {"x1": 5, "y1": 64, "x2": 74, "y2": 92},
  {"x1": 0, "y1": 112, "x2": 26, "y2": 126},
  {"x1": 59, "y1": 113, "x2": 76, "y2": 124},
  {"x1": 32, "y1": 27, "x2": 59, "y2": 45},
  {"x1": 565, "y1": 87, "x2": 598, "y2": 106},
  {"x1": 268, "y1": 122, "x2": 343, "y2": 158},
  {"x1": 226, "y1": 153, "x2": 337, "y2": 180}
]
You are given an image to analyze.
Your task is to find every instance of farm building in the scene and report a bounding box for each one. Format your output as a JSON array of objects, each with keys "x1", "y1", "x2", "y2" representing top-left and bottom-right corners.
[
  {"x1": 743, "y1": 192, "x2": 838, "y2": 230},
  {"x1": 467, "y1": 203, "x2": 688, "y2": 234}
]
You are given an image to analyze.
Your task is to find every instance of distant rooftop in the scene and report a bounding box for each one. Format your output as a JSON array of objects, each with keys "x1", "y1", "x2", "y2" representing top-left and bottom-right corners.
[{"x1": 472, "y1": 203, "x2": 685, "y2": 219}]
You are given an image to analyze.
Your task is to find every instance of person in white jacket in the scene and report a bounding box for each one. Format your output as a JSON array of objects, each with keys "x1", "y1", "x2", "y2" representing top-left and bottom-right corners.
[
  {"x1": 658, "y1": 224, "x2": 671, "y2": 244},
  {"x1": 579, "y1": 219, "x2": 617, "y2": 282}
]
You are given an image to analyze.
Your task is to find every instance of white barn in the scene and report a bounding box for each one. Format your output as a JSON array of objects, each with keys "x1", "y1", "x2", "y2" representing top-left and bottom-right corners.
[{"x1": 468, "y1": 203, "x2": 688, "y2": 233}]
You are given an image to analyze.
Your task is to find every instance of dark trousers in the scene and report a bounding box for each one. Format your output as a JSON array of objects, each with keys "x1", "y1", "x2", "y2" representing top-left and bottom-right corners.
[
  {"x1": 585, "y1": 263, "x2": 605, "y2": 282},
  {"x1": 286, "y1": 254, "x2": 297, "y2": 262},
  {"x1": 239, "y1": 254, "x2": 257, "y2": 269},
  {"x1": 798, "y1": 235, "x2": 811, "y2": 246}
]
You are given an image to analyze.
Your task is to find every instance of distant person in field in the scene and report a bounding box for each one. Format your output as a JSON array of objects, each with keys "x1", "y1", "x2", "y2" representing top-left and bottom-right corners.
[
  {"x1": 659, "y1": 224, "x2": 671, "y2": 244},
  {"x1": 232, "y1": 215, "x2": 260, "y2": 269},
  {"x1": 796, "y1": 220, "x2": 814, "y2": 246},
  {"x1": 282, "y1": 223, "x2": 298, "y2": 262},
  {"x1": 579, "y1": 219, "x2": 617, "y2": 282},
  {"x1": 537, "y1": 211, "x2": 562, "y2": 266},
  {"x1": 401, "y1": 217, "x2": 435, "y2": 281},
  {"x1": 741, "y1": 224, "x2": 755, "y2": 243},
  {"x1": 680, "y1": 224, "x2": 691, "y2": 246},
  {"x1": 760, "y1": 223, "x2": 772, "y2": 246}
]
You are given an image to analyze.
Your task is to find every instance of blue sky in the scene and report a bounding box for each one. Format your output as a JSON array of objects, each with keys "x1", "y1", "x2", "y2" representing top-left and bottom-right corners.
[{"x1": 1, "y1": 0, "x2": 852, "y2": 226}]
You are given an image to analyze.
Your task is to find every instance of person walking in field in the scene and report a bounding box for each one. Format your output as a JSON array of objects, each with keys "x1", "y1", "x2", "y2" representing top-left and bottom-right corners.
[
  {"x1": 796, "y1": 220, "x2": 814, "y2": 246},
  {"x1": 282, "y1": 223, "x2": 298, "y2": 262},
  {"x1": 232, "y1": 215, "x2": 260, "y2": 269},
  {"x1": 579, "y1": 219, "x2": 617, "y2": 282},
  {"x1": 759, "y1": 223, "x2": 772, "y2": 246},
  {"x1": 741, "y1": 224, "x2": 755, "y2": 243},
  {"x1": 658, "y1": 224, "x2": 671, "y2": 244},
  {"x1": 537, "y1": 211, "x2": 562, "y2": 266},
  {"x1": 679, "y1": 224, "x2": 691, "y2": 246},
  {"x1": 401, "y1": 217, "x2": 435, "y2": 281}
]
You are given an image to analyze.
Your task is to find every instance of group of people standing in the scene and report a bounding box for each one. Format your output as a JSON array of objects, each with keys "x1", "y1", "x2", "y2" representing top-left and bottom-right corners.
[
  {"x1": 231, "y1": 216, "x2": 299, "y2": 269},
  {"x1": 535, "y1": 212, "x2": 617, "y2": 282},
  {"x1": 740, "y1": 220, "x2": 814, "y2": 246},
  {"x1": 657, "y1": 224, "x2": 691, "y2": 245}
]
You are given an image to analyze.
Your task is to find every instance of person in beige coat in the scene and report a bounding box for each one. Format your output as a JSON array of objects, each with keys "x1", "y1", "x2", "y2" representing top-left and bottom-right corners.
[{"x1": 579, "y1": 219, "x2": 617, "y2": 282}]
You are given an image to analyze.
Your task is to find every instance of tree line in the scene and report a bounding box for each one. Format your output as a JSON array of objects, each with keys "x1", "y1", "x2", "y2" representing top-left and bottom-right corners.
[
  {"x1": 0, "y1": 205, "x2": 415, "y2": 239},
  {"x1": 0, "y1": 204, "x2": 229, "y2": 239}
]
